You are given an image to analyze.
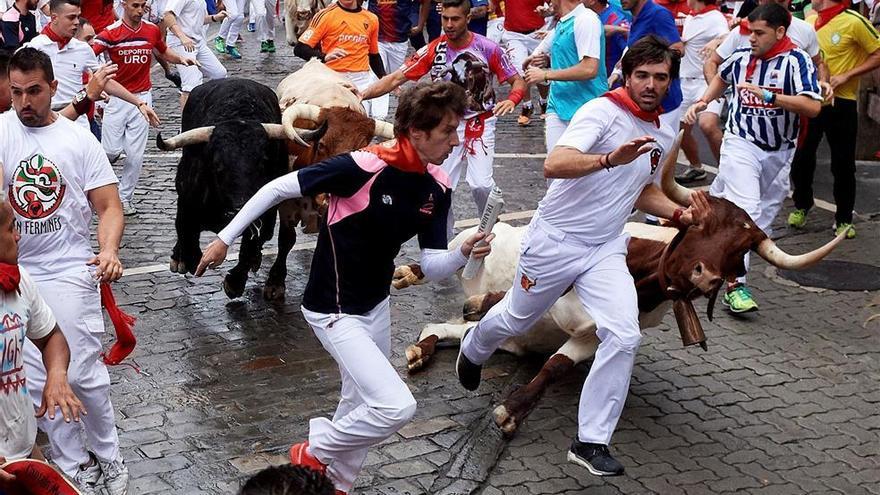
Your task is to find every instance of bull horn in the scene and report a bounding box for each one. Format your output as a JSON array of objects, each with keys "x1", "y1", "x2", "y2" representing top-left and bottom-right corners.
[
  {"x1": 660, "y1": 130, "x2": 694, "y2": 206},
  {"x1": 282, "y1": 103, "x2": 324, "y2": 146},
  {"x1": 156, "y1": 126, "x2": 215, "y2": 150},
  {"x1": 373, "y1": 119, "x2": 395, "y2": 139},
  {"x1": 754, "y1": 228, "x2": 848, "y2": 270}
]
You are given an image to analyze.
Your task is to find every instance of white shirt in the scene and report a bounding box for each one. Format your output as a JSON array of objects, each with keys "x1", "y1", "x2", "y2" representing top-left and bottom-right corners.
[
  {"x1": 540, "y1": 97, "x2": 676, "y2": 244},
  {"x1": 24, "y1": 35, "x2": 100, "y2": 107},
  {"x1": 1, "y1": 268, "x2": 56, "y2": 460},
  {"x1": 716, "y1": 16, "x2": 820, "y2": 60},
  {"x1": 681, "y1": 9, "x2": 729, "y2": 78},
  {"x1": 164, "y1": 0, "x2": 207, "y2": 44},
  {"x1": 0, "y1": 112, "x2": 118, "y2": 280},
  {"x1": 532, "y1": 4, "x2": 602, "y2": 60}
]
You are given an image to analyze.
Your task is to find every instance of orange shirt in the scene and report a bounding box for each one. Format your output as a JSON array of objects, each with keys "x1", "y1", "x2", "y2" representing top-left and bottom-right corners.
[{"x1": 298, "y1": 3, "x2": 379, "y2": 73}]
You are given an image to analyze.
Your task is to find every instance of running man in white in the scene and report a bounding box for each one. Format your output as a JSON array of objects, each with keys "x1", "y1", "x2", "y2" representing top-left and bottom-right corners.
[
  {"x1": 456, "y1": 35, "x2": 710, "y2": 476},
  {"x1": 1, "y1": 47, "x2": 129, "y2": 495},
  {"x1": 213, "y1": 0, "x2": 244, "y2": 58},
  {"x1": 164, "y1": 0, "x2": 228, "y2": 108},
  {"x1": 684, "y1": 3, "x2": 821, "y2": 313},
  {"x1": 251, "y1": 0, "x2": 276, "y2": 53}
]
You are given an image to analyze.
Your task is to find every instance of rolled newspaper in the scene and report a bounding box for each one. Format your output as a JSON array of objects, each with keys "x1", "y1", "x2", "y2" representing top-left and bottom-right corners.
[{"x1": 462, "y1": 187, "x2": 504, "y2": 279}]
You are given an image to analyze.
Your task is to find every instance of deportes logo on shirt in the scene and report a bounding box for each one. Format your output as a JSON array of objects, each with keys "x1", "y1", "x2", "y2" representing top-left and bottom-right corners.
[{"x1": 9, "y1": 154, "x2": 66, "y2": 220}]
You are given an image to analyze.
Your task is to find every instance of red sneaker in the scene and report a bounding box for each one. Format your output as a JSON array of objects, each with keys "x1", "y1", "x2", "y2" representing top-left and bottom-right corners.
[{"x1": 289, "y1": 441, "x2": 327, "y2": 475}]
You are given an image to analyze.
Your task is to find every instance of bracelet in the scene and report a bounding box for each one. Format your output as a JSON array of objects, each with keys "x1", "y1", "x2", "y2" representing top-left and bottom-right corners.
[
  {"x1": 211, "y1": 15, "x2": 215, "y2": 21},
  {"x1": 508, "y1": 88, "x2": 525, "y2": 105},
  {"x1": 762, "y1": 89, "x2": 775, "y2": 104},
  {"x1": 601, "y1": 152, "x2": 614, "y2": 171},
  {"x1": 137, "y1": 101, "x2": 148, "y2": 107},
  {"x1": 543, "y1": 70, "x2": 549, "y2": 82}
]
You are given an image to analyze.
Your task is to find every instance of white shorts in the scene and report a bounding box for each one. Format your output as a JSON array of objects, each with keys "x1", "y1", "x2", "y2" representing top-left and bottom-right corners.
[
  {"x1": 501, "y1": 30, "x2": 541, "y2": 75},
  {"x1": 680, "y1": 77, "x2": 722, "y2": 121},
  {"x1": 544, "y1": 113, "x2": 568, "y2": 153},
  {"x1": 172, "y1": 41, "x2": 229, "y2": 92},
  {"x1": 371, "y1": 41, "x2": 410, "y2": 120}
]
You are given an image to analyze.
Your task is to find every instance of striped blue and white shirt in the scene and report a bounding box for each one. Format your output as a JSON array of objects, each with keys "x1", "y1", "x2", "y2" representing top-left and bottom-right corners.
[{"x1": 719, "y1": 46, "x2": 821, "y2": 152}]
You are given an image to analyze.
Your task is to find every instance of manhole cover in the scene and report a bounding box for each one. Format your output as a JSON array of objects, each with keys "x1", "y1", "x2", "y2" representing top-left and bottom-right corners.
[{"x1": 778, "y1": 260, "x2": 880, "y2": 291}]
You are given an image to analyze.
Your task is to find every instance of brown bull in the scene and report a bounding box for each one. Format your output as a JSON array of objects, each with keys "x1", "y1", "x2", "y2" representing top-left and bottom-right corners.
[{"x1": 391, "y1": 133, "x2": 847, "y2": 436}]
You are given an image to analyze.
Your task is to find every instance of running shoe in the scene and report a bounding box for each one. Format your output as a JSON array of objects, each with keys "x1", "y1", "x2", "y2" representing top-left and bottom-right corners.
[
  {"x1": 788, "y1": 208, "x2": 808, "y2": 228},
  {"x1": 517, "y1": 105, "x2": 533, "y2": 126},
  {"x1": 722, "y1": 284, "x2": 758, "y2": 313},
  {"x1": 834, "y1": 222, "x2": 856, "y2": 239},
  {"x1": 226, "y1": 45, "x2": 242, "y2": 59},
  {"x1": 73, "y1": 453, "x2": 101, "y2": 495},
  {"x1": 260, "y1": 40, "x2": 270, "y2": 52},
  {"x1": 674, "y1": 167, "x2": 708, "y2": 184},
  {"x1": 567, "y1": 440, "x2": 624, "y2": 476},
  {"x1": 248, "y1": 21, "x2": 256, "y2": 32},
  {"x1": 213, "y1": 36, "x2": 226, "y2": 53},
  {"x1": 267, "y1": 39, "x2": 276, "y2": 53},
  {"x1": 289, "y1": 441, "x2": 327, "y2": 475},
  {"x1": 99, "y1": 455, "x2": 130, "y2": 495}
]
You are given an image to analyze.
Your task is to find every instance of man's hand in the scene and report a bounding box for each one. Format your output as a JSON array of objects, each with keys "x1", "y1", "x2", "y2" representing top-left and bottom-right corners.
[
  {"x1": 325, "y1": 48, "x2": 348, "y2": 62},
  {"x1": 196, "y1": 238, "x2": 229, "y2": 276},
  {"x1": 179, "y1": 34, "x2": 196, "y2": 51},
  {"x1": 523, "y1": 52, "x2": 549, "y2": 70},
  {"x1": 683, "y1": 100, "x2": 707, "y2": 125},
  {"x1": 409, "y1": 23, "x2": 425, "y2": 35},
  {"x1": 679, "y1": 190, "x2": 711, "y2": 226},
  {"x1": 524, "y1": 66, "x2": 548, "y2": 85},
  {"x1": 87, "y1": 250, "x2": 123, "y2": 282},
  {"x1": 459, "y1": 232, "x2": 495, "y2": 259},
  {"x1": 829, "y1": 73, "x2": 850, "y2": 90},
  {"x1": 180, "y1": 56, "x2": 201, "y2": 67},
  {"x1": 215, "y1": 10, "x2": 228, "y2": 21},
  {"x1": 608, "y1": 135, "x2": 657, "y2": 166},
  {"x1": 494, "y1": 99, "x2": 515, "y2": 116},
  {"x1": 819, "y1": 81, "x2": 834, "y2": 101},
  {"x1": 37, "y1": 371, "x2": 85, "y2": 423},
  {"x1": 0, "y1": 459, "x2": 15, "y2": 487},
  {"x1": 137, "y1": 103, "x2": 161, "y2": 127},
  {"x1": 608, "y1": 24, "x2": 629, "y2": 36},
  {"x1": 736, "y1": 82, "x2": 765, "y2": 100},
  {"x1": 699, "y1": 36, "x2": 723, "y2": 60},
  {"x1": 86, "y1": 64, "x2": 118, "y2": 100}
]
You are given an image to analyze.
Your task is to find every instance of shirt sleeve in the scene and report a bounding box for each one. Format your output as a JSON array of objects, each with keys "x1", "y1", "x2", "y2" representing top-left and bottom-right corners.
[
  {"x1": 92, "y1": 32, "x2": 109, "y2": 55},
  {"x1": 83, "y1": 135, "x2": 119, "y2": 191},
  {"x1": 153, "y1": 26, "x2": 168, "y2": 53},
  {"x1": 554, "y1": 99, "x2": 609, "y2": 153},
  {"x1": 368, "y1": 14, "x2": 379, "y2": 54},
  {"x1": 574, "y1": 11, "x2": 602, "y2": 60},
  {"x1": 417, "y1": 188, "x2": 451, "y2": 250},
  {"x1": 401, "y1": 41, "x2": 435, "y2": 80},
  {"x1": 791, "y1": 51, "x2": 822, "y2": 100},
  {"x1": 715, "y1": 27, "x2": 740, "y2": 60},
  {"x1": 165, "y1": 0, "x2": 184, "y2": 16},
  {"x1": 853, "y1": 13, "x2": 880, "y2": 55},
  {"x1": 218, "y1": 171, "x2": 304, "y2": 244},
  {"x1": 489, "y1": 42, "x2": 518, "y2": 82},
  {"x1": 718, "y1": 50, "x2": 741, "y2": 85},
  {"x1": 533, "y1": 28, "x2": 554, "y2": 55},
  {"x1": 298, "y1": 8, "x2": 328, "y2": 47},
  {"x1": 20, "y1": 270, "x2": 57, "y2": 342}
]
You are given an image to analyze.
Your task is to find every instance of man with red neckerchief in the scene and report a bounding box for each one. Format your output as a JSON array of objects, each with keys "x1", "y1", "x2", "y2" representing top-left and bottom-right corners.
[
  {"x1": 456, "y1": 35, "x2": 711, "y2": 477},
  {"x1": 195, "y1": 81, "x2": 495, "y2": 495}
]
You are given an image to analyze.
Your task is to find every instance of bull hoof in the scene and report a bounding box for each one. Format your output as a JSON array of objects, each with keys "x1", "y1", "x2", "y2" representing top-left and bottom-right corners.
[
  {"x1": 169, "y1": 259, "x2": 187, "y2": 274},
  {"x1": 392, "y1": 264, "x2": 424, "y2": 290},
  {"x1": 223, "y1": 275, "x2": 246, "y2": 299},
  {"x1": 405, "y1": 344, "x2": 431, "y2": 373},
  {"x1": 463, "y1": 295, "x2": 487, "y2": 321},
  {"x1": 492, "y1": 404, "x2": 520, "y2": 437},
  {"x1": 262, "y1": 283, "x2": 286, "y2": 301}
]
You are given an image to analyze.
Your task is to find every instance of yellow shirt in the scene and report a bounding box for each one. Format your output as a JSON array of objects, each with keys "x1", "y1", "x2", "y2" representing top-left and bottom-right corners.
[
  {"x1": 808, "y1": 10, "x2": 880, "y2": 101},
  {"x1": 299, "y1": 4, "x2": 380, "y2": 73}
]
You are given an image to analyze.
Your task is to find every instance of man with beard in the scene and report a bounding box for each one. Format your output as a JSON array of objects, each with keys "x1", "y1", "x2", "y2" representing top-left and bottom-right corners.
[{"x1": 456, "y1": 35, "x2": 710, "y2": 476}]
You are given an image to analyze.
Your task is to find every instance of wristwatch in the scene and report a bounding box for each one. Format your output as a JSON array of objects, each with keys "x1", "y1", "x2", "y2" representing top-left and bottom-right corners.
[{"x1": 72, "y1": 89, "x2": 92, "y2": 115}]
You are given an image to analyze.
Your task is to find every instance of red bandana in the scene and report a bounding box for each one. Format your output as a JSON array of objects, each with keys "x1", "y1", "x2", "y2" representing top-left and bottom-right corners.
[
  {"x1": 602, "y1": 87, "x2": 662, "y2": 128},
  {"x1": 100, "y1": 283, "x2": 137, "y2": 366},
  {"x1": 815, "y1": 0, "x2": 849, "y2": 30},
  {"x1": 364, "y1": 135, "x2": 429, "y2": 174},
  {"x1": 41, "y1": 24, "x2": 70, "y2": 49},
  {"x1": 0, "y1": 263, "x2": 21, "y2": 293},
  {"x1": 745, "y1": 35, "x2": 797, "y2": 79},
  {"x1": 691, "y1": 4, "x2": 719, "y2": 15},
  {"x1": 738, "y1": 19, "x2": 750, "y2": 34}
]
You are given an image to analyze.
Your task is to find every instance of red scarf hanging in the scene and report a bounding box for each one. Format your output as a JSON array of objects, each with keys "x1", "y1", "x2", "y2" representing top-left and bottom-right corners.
[
  {"x1": 745, "y1": 35, "x2": 797, "y2": 79},
  {"x1": 100, "y1": 282, "x2": 137, "y2": 366},
  {"x1": 691, "y1": 4, "x2": 719, "y2": 15},
  {"x1": 602, "y1": 87, "x2": 662, "y2": 128},
  {"x1": 0, "y1": 263, "x2": 21, "y2": 293},
  {"x1": 815, "y1": 0, "x2": 849, "y2": 30},
  {"x1": 738, "y1": 19, "x2": 750, "y2": 34},
  {"x1": 41, "y1": 24, "x2": 70, "y2": 49},
  {"x1": 364, "y1": 135, "x2": 428, "y2": 174}
]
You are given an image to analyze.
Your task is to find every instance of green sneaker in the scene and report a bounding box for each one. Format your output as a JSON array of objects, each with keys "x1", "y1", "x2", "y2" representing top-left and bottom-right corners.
[
  {"x1": 787, "y1": 208, "x2": 808, "y2": 228},
  {"x1": 722, "y1": 285, "x2": 759, "y2": 313},
  {"x1": 260, "y1": 40, "x2": 270, "y2": 53},
  {"x1": 213, "y1": 36, "x2": 226, "y2": 53},
  {"x1": 225, "y1": 45, "x2": 242, "y2": 59},
  {"x1": 834, "y1": 222, "x2": 856, "y2": 239}
]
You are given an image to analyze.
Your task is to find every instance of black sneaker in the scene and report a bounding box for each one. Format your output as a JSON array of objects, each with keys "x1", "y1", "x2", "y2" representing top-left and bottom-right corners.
[
  {"x1": 674, "y1": 167, "x2": 708, "y2": 184},
  {"x1": 567, "y1": 440, "x2": 625, "y2": 476},
  {"x1": 456, "y1": 327, "x2": 482, "y2": 391}
]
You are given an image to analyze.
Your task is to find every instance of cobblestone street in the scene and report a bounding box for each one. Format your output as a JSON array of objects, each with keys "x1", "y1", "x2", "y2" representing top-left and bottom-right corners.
[{"x1": 78, "y1": 24, "x2": 880, "y2": 494}]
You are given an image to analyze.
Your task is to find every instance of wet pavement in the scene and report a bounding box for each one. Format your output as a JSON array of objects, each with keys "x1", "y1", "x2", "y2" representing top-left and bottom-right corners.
[{"x1": 66, "y1": 24, "x2": 880, "y2": 494}]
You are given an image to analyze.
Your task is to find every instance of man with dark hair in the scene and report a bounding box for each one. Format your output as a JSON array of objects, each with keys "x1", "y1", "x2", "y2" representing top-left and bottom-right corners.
[
  {"x1": 362, "y1": 0, "x2": 525, "y2": 237},
  {"x1": 457, "y1": 35, "x2": 710, "y2": 477},
  {"x1": 1, "y1": 0, "x2": 39, "y2": 50},
  {"x1": 0, "y1": 46, "x2": 128, "y2": 495},
  {"x1": 238, "y1": 465, "x2": 335, "y2": 495},
  {"x1": 788, "y1": 0, "x2": 880, "y2": 238},
  {"x1": 684, "y1": 2, "x2": 822, "y2": 313},
  {"x1": 196, "y1": 81, "x2": 495, "y2": 495}
]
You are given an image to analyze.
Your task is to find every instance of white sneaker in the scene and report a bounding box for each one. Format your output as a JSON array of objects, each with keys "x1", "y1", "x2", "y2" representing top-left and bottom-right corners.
[
  {"x1": 73, "y1": 454, "x2": 102, "y2": 495},
  {"x1": 99, "y1": 455, "x2": 130, "y2": 495},
  {"x1": 122, "y1": 201, "x2": 137, "y2": 216}
]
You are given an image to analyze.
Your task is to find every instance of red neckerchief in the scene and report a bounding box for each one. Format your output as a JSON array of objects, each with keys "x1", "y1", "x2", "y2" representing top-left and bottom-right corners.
[
  {"x1": 691, "y1": 4, "x2": 719, "y2": 15},
  {"x1": 0, "y1": 263, "x2": 21, "y2": 293},
  {"x1": 603, "y1": 87, "x2": 662, "y2": 128},
  {"x1": 100, "y1": 282, "x2": 137, "y2": 366},
  {"x1": 41, "y1": 24, "x2": 70, "y2": 49},
  {"x1": 745, "y1": 35, "x2": 797, "y2": 79},
  {"x1": 364, "y1": 135, "x2": 428, "y2": 174},
  {"x1": 815, "y1": 0, "x2": 849, "y2": 30},
  {"x1": 738, "y1": 19, "x2": 750, "y2": 34}
]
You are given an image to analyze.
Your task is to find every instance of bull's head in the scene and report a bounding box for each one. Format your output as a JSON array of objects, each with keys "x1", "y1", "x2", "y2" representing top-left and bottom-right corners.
[
  {"x1": 284, "y1": 0, "x2": 327, "y2": 44},
  {"x1": 281, "y1": 103, "x2": 394, "y2": 167},
  {"x1": 655, "y1": 131, "x2": 847, "y2": 318}
]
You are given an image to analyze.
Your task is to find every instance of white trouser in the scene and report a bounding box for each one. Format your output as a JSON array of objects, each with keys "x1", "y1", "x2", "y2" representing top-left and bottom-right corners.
[
  {"x1": 371, "y1": 41, "x2": 410, "y2": 120},
  {"x1": 302, "y1": 298, "x2": 417, "y2": 493},
  {"x1": 679, "y1": 77, "x2": 722, "y2": 119},
  {"x1": 218, "y1": 0, "x2": 245, "y2": 45},
  {"x1": 171, "y1": 41, "x2": 228, "y2": 92},
  {"x1": 102, "y1": 91, "x2": 151, "y2": 203},
  {"x1": 441, "y1": 115, "x2": 497, "y2": 238},
  {"x1": 544, "y1": 113, "x2": 569, "y2": 152},
  {"x1": 252, "y1": 0, "x2": 275, "y2": 41},
  {"x1": 22, "y1": 268, "x2": 120, "y2": 477},
  {"x1": 501, "y1": 30, "x2": 541, "y2": 106},
  {"x1": 710, "y1": 134, "x2": 794, "y2": 283},
  {"x1": 344, "y1": 71, "x2": 376, "y2": 117},
  {"x1": 460, "y1": 219, "x2": 641, "y2": 445}
]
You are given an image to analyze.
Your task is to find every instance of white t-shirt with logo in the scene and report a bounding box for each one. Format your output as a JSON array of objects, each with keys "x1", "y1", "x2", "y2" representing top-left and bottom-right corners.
[
  {"x1": 1, "y1": 268, "x2": 56, "y2": 460},
  {"x1": 24, "y1": 35, "x2": 100, "y2": 107},
  {"x1": 716, "y1": 16, "x2": 820, "y2": 60},
  {"x1": 0, "y1": 112, "x2": 118, "y2": 281},
  {"x1": 540, "y1": 96, "x2": 676, "y2": 244},
  {"x1": 681, "y1": 10, "x2": 730, "y2": 79},
  {"x1": 164, "y1": 0, "x2": 208, "y2": 44}
]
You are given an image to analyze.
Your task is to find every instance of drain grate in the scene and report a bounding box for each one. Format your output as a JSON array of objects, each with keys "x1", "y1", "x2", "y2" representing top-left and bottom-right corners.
[{"x1": 778, "y1": 260, "x2": 880, "y2": 291}]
